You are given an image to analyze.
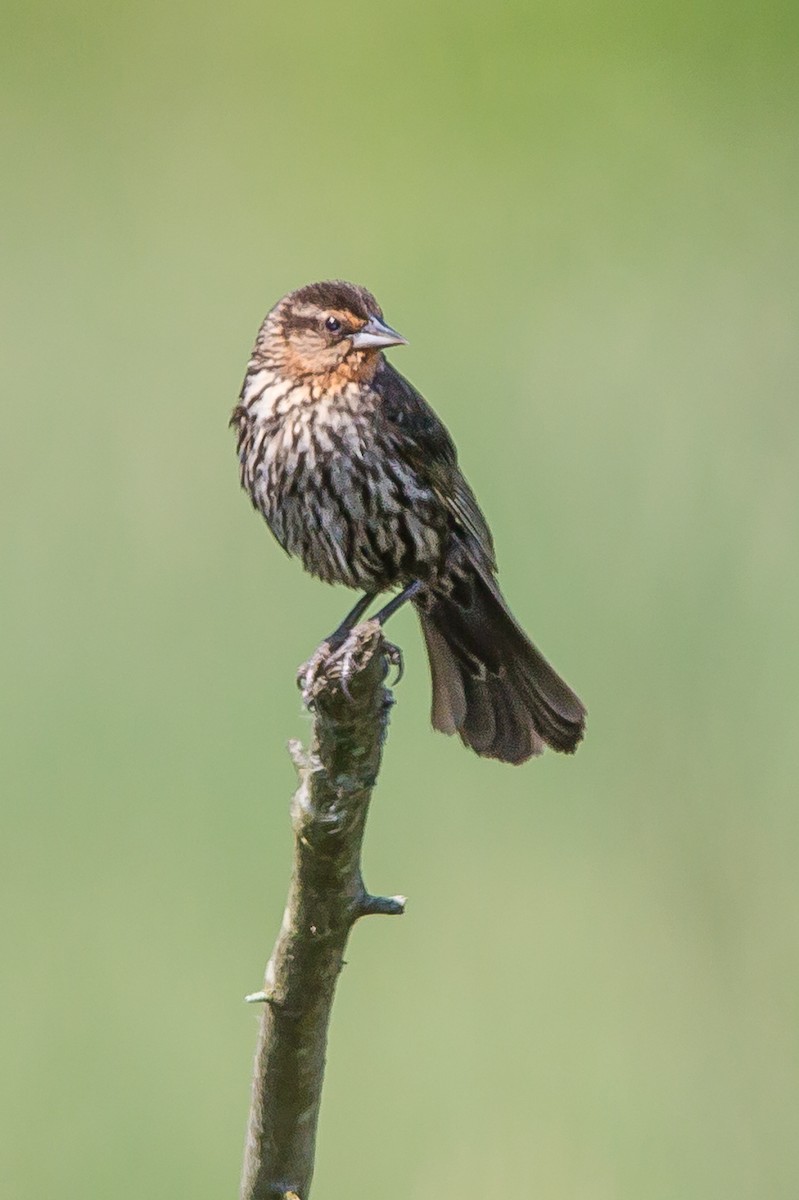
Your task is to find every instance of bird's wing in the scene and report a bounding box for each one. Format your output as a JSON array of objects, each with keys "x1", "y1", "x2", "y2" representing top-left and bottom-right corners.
[{"x1": 375, "y1": 363, "x2": 497, "y2": 572}]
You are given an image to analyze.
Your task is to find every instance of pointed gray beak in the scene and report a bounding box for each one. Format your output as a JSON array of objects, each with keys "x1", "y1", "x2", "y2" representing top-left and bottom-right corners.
[{"x1": 350, "y1": 315, "x2": 408, "y2": 350}]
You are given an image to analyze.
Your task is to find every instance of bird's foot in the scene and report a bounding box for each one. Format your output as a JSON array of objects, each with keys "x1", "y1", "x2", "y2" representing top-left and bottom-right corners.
[
  {"x1": 297, "y1": 639, "x2": 340, "y2": 705},
  {"x1": 298, "y1": 626, "x2": 374, "y2": 707},
  {"x1": 383, "y1": 639, "x2": 404, "y2": 685},
  {"x1": 298, "y1": 623, "x2": 404, "y2": 709}
]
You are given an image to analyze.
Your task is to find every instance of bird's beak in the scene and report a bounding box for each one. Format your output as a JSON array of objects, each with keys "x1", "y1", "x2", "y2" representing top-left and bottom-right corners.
[{"x1": 350, "y1": 315, "x2": 408, "y2": 350}]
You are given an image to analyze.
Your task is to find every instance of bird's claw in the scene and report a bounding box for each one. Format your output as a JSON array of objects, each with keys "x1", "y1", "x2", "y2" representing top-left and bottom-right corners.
[
  {"x1": 336, "y1": 635, "x2": 403, "y2": 697},
  {"x1": 298, "y1": 634, "x2": 360, "y2": 707},
  {"x1": 297, "y1": 641, "x2": 334, "y2": 707},
  {"x1": 336, "y1": 637, "x2": 361, "y2": 701},
  {"x1": 383, "y1": 639, "x2": 404, "y2": 685}
]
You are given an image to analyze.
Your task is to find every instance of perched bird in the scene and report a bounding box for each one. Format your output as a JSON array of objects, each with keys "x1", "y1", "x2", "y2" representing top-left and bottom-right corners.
[{"x1": 231, "y1": 280, "x2": 585, "y2": 764}]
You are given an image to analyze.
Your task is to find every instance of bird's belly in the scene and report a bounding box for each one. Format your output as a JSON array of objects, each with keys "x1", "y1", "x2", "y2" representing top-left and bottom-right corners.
[{"x1": 250, "y1": 422, "x2": 449, "y2": 591}]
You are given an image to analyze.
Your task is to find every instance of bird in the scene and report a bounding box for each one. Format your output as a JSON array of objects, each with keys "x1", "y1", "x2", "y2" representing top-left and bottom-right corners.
[{"x1": 230, "y1": 280, "x2": 585, "y2": 764}]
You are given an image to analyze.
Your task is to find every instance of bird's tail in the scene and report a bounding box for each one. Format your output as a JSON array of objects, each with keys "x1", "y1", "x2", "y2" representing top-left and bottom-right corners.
[{"x1": 415, "y1": 568, "x2": 585, "y2": 764}]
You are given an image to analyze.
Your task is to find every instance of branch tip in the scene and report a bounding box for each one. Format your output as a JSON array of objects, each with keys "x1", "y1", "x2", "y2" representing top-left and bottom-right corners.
[
  {"x1": 244, "y1": 990, "x2": 269, "y2": 1005},
  {"x1": 287, "y1": 738, "x2": 308, "y2": 771}
]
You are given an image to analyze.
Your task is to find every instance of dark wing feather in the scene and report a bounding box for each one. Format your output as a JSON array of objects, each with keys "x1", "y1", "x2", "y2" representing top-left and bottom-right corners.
[{"x1": 375, "y1": 362, "x2": 497, "y2": 570}]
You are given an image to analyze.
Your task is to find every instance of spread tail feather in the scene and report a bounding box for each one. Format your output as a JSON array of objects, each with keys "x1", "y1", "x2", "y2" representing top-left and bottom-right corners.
[{"x1": 416, "y1": 571, "x2": 585, "y2": 765}]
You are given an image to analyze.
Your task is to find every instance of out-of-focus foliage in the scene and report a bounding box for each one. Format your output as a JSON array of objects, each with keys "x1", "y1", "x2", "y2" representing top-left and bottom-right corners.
[{"x1": 2, "y1": 1, "x2": 797, "y2": 1196}]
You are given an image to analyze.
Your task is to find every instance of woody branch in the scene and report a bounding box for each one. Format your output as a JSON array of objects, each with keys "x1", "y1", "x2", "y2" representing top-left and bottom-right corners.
[{"x1": 240, "y1": 620, "x2": 405, "y2": 1200}]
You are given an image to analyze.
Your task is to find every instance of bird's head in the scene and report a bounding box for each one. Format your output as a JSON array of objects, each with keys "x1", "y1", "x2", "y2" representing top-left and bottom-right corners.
[{"x1": 256, "y1": 280, "x2": 407, "y2": 385}]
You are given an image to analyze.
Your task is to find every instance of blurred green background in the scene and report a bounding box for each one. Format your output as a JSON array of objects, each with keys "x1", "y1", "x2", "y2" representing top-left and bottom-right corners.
[{"x1": 2, "y1": 1, "x2": 798, "y2": 1196}]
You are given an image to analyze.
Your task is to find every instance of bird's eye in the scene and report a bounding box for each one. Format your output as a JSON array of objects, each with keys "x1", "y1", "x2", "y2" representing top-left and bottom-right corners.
[{"x1": 325, "y1": 316, "x2": 342, "y2": 333}]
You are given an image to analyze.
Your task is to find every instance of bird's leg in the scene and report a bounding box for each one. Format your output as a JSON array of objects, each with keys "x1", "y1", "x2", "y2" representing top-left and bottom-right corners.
[
  {"x1": 326, "y1": 591, "x2": 378, "y2": 651},
  {"x1": 335, "y1": 582, "x2": 421, "y2": 694},
  {"x1": 369, "y1": 580, "x2": 424, "y2": 684},
  {"x1": 373, "y1": 580, "x2": 423, "y2": 625}
]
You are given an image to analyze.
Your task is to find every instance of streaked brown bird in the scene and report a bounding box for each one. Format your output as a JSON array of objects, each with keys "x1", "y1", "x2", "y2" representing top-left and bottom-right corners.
[{"x1": 231, "y1": 280, "x2": 585, "y2": 764}]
